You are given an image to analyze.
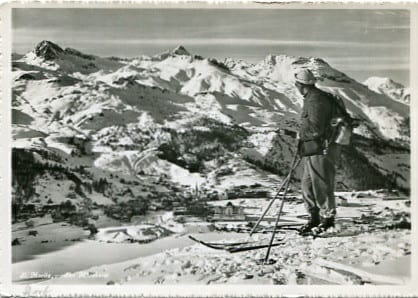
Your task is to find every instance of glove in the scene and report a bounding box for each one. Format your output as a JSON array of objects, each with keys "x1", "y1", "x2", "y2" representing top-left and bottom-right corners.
[{"x1": 283, "y1": 129, "x2": 298, "y2": 139}]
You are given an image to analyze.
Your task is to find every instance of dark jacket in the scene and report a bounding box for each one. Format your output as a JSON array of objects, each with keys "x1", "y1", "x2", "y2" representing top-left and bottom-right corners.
[{"x1": 299, "y1": 87, "x2": 334, "y2": 142}]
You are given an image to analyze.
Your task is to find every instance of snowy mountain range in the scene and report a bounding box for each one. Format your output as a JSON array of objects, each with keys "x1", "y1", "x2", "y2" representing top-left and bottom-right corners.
[
  {"x1": 12, "y1": 41, "x2": 410, "y2": 216},
  {"x1": 363, "y1": 76, "x2": 410, "y2": 105},
  {"x1": 14, "y1": 41, "x2": 409, "y2": 140}
]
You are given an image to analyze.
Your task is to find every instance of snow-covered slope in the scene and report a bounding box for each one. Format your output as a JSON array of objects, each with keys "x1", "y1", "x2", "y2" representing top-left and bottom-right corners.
[{"x1": 364, "y1": 76, "x2": 410, "y2": 105}]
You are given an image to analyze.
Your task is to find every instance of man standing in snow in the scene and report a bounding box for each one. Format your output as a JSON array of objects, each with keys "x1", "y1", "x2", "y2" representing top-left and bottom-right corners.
[{"x1": 293, "y1": 69, "x2": 341, "y2": 235}]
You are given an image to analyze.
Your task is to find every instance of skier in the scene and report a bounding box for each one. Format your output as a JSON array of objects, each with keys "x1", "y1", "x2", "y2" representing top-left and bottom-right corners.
[{"x1": 293, "y1": 69, "x2": 342, "y2": 235}]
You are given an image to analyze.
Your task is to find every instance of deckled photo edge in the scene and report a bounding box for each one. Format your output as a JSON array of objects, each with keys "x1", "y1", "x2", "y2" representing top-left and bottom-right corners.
[
  {"x1": 1, "y1": 1, "x2": 417, "y2": 297},
  {"x1": 1, "y1": 0, "x2": 12, "y2": 291}
]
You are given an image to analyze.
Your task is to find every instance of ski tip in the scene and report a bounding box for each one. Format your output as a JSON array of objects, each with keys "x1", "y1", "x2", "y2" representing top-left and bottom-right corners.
[{"x1": 188, "y1": 235, "x2": 199, "y2": 242}]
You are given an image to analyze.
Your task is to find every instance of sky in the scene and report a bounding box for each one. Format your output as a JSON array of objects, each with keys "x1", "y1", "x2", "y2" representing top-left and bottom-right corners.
[{"x1": 12, "y1": 8, "x2": 410, "y2": 86}]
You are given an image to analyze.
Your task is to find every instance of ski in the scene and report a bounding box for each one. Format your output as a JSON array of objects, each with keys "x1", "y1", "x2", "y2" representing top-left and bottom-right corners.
[
  {"x1": 194, "y1": 237, "x2": 257, "y2": 247},
  {"x1": 259, "y1": 225, "x2": 303, "y2": 233},
  {"x1": 188, "y1": 235, "x2": 256, "y2": 249},
  {"x1": 227, "y1": 241, "x2": 285, "y2": 253},
  {"x1": 299, "y1": 230, "x2": 363, "y2": 238},
  {"x1": 188, "y1": 235, "x2": 230, "y2": 250},
  {"x1": 313, "y1": 230, "x2": 362, "y2": 238},
  {"x1": 188, "y1": 235, "x2": 284, "y2": 253}
]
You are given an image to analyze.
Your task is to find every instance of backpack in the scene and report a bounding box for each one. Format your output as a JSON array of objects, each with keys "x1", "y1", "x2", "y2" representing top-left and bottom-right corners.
[
  {"x1": 298, "y1": 92, "x2": 357, "y2": 157},
  {"x1": 327, "y1": 94, "x2": 355, "y2": 146}
]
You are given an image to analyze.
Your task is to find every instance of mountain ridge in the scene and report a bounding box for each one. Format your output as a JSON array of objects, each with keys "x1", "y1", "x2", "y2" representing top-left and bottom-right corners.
[{"x1": 14, "y1": 40, "x2": 410, "y2": 145}]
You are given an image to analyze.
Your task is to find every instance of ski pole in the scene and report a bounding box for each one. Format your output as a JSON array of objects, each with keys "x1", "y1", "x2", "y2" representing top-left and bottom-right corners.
[
  {"x1": 250, "y1": 152, "x2": 301, "y2": 236},
  {"x1": 249, "y1": 174, "x2": 290, "y2": 236},
  {"x1": 263, "y1": 153, "x2": 299, "y2": 263}
]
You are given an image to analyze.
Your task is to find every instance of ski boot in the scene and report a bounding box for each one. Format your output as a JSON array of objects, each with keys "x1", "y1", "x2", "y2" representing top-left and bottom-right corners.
[
  {"x1": 298, "y1": 211, "x2": 320, "y2": 236},
  {"x1": 311, "y1": 217, "x2": 335, "y2": 236}
]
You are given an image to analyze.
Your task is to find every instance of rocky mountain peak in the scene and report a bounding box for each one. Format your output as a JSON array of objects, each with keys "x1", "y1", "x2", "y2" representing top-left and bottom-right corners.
[
  {"x1": 34, "y1": 40, "x2": 64, "y2": 60},
  {"x1": 171, "y1": 45, "x2": 190, "y2": 56}
]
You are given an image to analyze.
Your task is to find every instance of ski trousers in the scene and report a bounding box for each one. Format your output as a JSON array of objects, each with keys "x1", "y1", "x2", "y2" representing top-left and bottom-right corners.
[{"x1": 301, "y1": 143, "x2": 341, "y2": 219}]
